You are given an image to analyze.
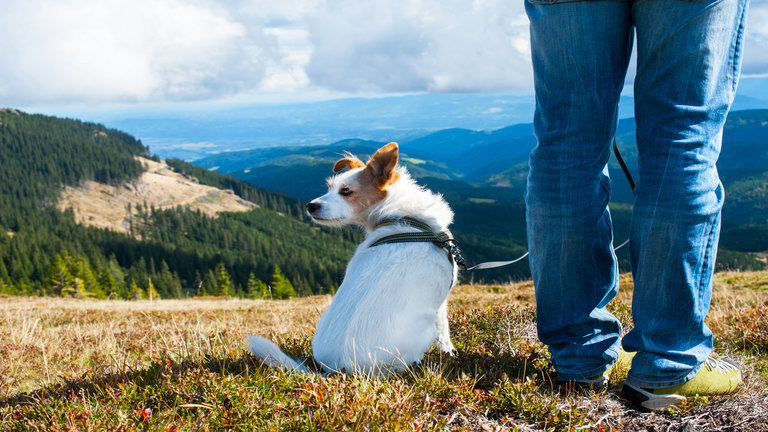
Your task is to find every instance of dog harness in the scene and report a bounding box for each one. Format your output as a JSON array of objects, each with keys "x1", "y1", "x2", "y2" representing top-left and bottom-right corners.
[
  {"x1": 370, "y1": 216, "x2": 535, "y2": 271},
  {"x1": 370, "y1": 216, "x2": 466, "y2": 270},
  {"x1": 367, "y1": 140, "x2": 634, "y2": 273}
]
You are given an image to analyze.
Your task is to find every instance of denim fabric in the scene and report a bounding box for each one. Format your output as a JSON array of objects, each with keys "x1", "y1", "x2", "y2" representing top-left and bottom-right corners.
[{"x1": 525, "y1": 0, "x2": 749, "y2": 387}]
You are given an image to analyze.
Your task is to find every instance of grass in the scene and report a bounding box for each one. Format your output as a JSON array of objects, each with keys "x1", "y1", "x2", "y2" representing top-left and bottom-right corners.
[{"x1": 1, "y1": 271, "x2": 768, "y2": 431}]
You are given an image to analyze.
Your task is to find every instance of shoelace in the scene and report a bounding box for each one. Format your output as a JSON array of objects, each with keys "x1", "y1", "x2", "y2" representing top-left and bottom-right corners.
[{"x1": 703, "y1": 357, "x2": 739, "y2": 373}]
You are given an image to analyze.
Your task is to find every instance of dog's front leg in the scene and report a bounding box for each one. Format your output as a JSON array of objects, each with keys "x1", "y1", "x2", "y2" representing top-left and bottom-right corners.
[{"x1": 435, "y1": 299, "x2": 455, "y2": 355}]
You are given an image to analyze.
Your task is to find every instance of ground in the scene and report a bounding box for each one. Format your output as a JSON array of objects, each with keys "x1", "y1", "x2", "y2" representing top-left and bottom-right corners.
[{"x1": 1, "y1": 271, "x2": 767, "y2": 431}]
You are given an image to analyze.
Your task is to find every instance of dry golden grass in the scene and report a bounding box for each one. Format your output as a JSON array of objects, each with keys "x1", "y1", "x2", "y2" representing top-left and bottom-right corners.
[
  {"x1": 2, "y1": 271, "x2": 765, "y2": 399},
  {"x1": 0, "y1": 294, "x2": 332, "y2": 397},
  {"x1": 1, "y1": 271, "x2": 767, "y2": 431}
]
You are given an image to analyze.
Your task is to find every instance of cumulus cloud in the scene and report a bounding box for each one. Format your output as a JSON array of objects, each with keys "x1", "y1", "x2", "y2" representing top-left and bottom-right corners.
[
  {"x1": 304, "y1": 0, "x2": 532, "y2": 93},
  {"x1": 0, "y1": 0, "x2": 276, "y2": 105},
  {"x1": 1, "y1": 0, "x2": 766, "y2": 106},
  {"x1": 742, "y1": 0, "x2": 768, "y2": 77}
]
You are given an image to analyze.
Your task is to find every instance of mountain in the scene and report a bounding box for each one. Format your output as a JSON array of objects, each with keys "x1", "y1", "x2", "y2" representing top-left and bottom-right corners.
[
  {"x1": 0, "y1": 108, "x2": 147, "y2": 230},
  {"x1": 193, "y1": 109, "x2": 768, "y2": 277},
  {"x1": 93, "y1": 93, "x2": 542, "y2": 161},
  {"x1": 0, "y1": 109, "x2": 357, "y2": 299},
  {"x1": 63, "y1": 76, "x2": 767, "y2": 161}
]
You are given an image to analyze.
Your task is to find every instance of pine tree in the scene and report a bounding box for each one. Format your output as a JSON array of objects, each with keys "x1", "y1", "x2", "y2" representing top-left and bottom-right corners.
[
  {"x1": 155, "y1": 261, "x2": 182, "y2": 299},
  {"x1": 57, "y1": 276, "x2": 91, "y2": 299},
  {"x1": 0, "y1": 258, "x2": 9, "y2": 283},
  {"x1": 46, "y1": 253, "x2": 75, "y2": 297},
  {"x1": 214, "y1": 263, "x2": 233, "y2": 297},
  {"x1": 73, "y1": 255, "x2": 104, "y2": 299},
  {"x1": 270, "y1": 265, "x2": 296, "y2": 299},
  {"x1": 96, "y1": 258, "x2": 121, "y2": 299},
  {"x1": 246, "y1": 272, "x2": 270, "y2": 299},
  {"x1": 0, "y1": 278, "x2": 14, "y2": 295},
  {"x1": 147, "y1": 277, "x2": 159, "y2": 300},
  {"x1": 106, "y1": 255, "x2": 127, "y2": 299},
  {"x1": 202, "y1": 270, "x2": 217, "y2": 296},
  {"x1": 129, "y1": 278, "x2": 145, "y2": 300}
]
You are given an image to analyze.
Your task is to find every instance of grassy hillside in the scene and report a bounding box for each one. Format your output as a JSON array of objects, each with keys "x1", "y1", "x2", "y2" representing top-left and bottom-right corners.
[{"x1": 2, "y1": 272, "x2": 767, "y2": 430}]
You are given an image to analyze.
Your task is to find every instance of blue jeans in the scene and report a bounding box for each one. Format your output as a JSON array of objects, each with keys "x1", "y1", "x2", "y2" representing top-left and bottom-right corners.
[{"x1": 525, "y1": 0, "x2": 749, "y2": 387}]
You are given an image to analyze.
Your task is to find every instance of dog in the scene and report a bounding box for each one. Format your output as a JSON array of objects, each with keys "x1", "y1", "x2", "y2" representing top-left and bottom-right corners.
[{"x1": 247, "y1": 142, "x2": 458, "y2": 375}]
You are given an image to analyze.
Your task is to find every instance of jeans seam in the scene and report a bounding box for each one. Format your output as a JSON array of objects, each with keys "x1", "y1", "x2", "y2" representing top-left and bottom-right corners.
[{"x1": 729, "y1": 1, "x2": 747, "y2": 93}]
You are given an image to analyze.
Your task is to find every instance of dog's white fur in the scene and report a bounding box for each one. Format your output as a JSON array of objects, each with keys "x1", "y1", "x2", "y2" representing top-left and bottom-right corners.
[{"x1": 248, "y1": 142, "x2": 456, "y2": 374}]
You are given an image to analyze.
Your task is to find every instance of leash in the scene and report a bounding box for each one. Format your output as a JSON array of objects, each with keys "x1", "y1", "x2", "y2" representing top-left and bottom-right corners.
[
  {"x1": 613, "y1": 137, "x2": 635, "y2": 194},
  {"x1": 370, "y1": 138, "x2": 635, "y2": 272},
  {"x1": 370, "y1": 217, "x2": 528, "y2": 271}
]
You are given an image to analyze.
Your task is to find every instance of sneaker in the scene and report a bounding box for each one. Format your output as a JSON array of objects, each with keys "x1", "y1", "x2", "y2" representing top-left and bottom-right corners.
[
  {"x1": 621, "y1": 357, "x2": 743, "y2": 411},
  {"x1": 563, "y1": 348, "x2": 635, "y2": 390}
]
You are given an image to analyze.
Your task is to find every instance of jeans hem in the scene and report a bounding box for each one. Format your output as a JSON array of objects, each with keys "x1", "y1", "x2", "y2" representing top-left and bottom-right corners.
[{"x1": 554, "y1": 346, "x2": 621, "y2": 381}]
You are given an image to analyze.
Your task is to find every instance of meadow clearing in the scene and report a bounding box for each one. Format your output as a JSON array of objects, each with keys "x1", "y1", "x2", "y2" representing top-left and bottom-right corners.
[{"x1": 1, "y1": 272, "x2": 767, "y2": 431}]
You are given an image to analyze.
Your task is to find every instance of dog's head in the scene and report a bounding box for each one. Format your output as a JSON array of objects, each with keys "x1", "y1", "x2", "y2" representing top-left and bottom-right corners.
[{"x1": 306, "y1": 142, "x2": 400, "y2": 226}]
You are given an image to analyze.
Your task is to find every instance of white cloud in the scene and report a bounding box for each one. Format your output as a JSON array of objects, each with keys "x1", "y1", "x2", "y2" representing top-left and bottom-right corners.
[
  {"x1": 0, "y1": 0, "x2": 275, "y2": 105},
  {"x1": 1, "y1": 0, "x2": 767, "y2": 106},
  {"x1": 743, "y1": 1, "x2": 768, "y2": 77},
  {"x1": 303, "y1": 0, "x2": 532, "y2": 93},
  {"x1": 259, "y1": 27, "x2": 312, "y2": 92}
]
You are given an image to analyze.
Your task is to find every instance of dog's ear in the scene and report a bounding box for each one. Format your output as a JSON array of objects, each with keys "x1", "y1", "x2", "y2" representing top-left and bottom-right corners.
[
  {"x1": 365, "y1": 142, "x2": 399, "y2": 188},
  {"x1": 333, "y1": 154, "x2": 365, "y2": 172}
]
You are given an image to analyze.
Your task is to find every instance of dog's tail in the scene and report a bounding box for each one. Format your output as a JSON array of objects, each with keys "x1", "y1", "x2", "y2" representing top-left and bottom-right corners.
[{"x1": 247, "y1": 335, "x2": 311, "y2": 373}]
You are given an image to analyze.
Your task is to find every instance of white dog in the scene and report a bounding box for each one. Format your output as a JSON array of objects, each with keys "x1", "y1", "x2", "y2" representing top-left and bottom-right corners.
[{"x1": 247, "y1": 142, "x2": 458, "y2": 374}]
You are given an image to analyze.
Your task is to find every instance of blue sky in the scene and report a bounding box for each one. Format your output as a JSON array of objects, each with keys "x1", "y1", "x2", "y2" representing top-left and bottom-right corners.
[{"x1": 2, "y1": 0, "x2": 767, "y2": 116}]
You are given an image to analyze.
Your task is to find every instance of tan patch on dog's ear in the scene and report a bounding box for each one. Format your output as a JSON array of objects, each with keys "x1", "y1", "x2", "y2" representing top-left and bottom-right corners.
[
  {"x1": 346, "y1": 167, "x2": 388, "y2": 213},
  {"x1": 333, "y1": 154, "x2": 365, "y2": 172},
  {"x1": 365, "y1": 142, "x2": 400, "y2": 189}
]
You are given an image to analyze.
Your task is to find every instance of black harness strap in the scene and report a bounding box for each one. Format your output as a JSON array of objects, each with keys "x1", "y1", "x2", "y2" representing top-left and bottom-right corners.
[{"x1": 370, "y1": 217, "x2": 466, "y2": 270}]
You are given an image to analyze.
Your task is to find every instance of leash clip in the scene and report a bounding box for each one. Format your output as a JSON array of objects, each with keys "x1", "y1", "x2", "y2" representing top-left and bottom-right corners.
[{"x1": 444, "y1": 239, "x2": 467, "y2": 271}]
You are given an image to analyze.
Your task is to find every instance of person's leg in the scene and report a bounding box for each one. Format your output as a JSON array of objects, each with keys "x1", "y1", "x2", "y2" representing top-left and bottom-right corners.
[
  {"x1": 525, "y1": 0, "x2": 633, "y2": 381},
  {"x1": 623, "y1": 0, "x2": 749, "y2": 389}
]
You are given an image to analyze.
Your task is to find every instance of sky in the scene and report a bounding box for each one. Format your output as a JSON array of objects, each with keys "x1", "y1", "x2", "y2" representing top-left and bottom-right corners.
[{"x1": 1, "y1": 0, "x2": 767, "y2": 113}]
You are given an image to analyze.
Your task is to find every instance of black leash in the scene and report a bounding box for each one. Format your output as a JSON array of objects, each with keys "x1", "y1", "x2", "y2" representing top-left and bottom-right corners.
[{"x1": 613, "y1": 137, "x2": 635, "y2": 194}]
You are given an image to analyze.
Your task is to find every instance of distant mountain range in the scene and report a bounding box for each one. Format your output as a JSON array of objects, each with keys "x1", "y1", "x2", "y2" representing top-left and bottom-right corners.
[
  {"x1": 195, "y1": 110, "x2": 768, "y2": 220},
  {"x1": 194, "y1": 109, "x2": 768, "y2": 277},
  {"x1": 54, "y1": 77, "x2": 768, "y2": 162}
]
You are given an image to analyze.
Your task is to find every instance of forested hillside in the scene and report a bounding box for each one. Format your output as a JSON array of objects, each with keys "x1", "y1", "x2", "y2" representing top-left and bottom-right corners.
[
  {"x1": 0, "y1": 109, "x2": 147, "y2": 230},
  {"x1": 0, "y1": 110, "x2": 357, "y2": 299}
]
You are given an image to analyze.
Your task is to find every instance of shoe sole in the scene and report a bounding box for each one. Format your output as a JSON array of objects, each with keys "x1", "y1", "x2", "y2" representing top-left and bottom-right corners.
[{"x1": 621, "y1": 383, "x2": 686, "y2": 411}]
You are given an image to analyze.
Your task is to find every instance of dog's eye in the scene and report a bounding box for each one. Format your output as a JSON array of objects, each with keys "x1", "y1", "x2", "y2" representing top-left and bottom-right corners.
[{"x1": 339, "y1": 186, "x2": 353, "y2": 196}]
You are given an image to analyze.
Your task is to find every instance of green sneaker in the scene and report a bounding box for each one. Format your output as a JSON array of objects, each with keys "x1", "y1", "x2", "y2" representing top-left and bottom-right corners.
[
  {"x1": 621, "y1": 357, "x2": 743, "y2": 411},
  {"x1": 564, "y1": 349, "x2": 635, "y2": 390}
]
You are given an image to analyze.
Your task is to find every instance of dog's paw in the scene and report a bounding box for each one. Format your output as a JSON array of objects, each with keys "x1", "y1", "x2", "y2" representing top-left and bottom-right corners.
[{"x1": 436, "y1": 339, "x2": 456, "y2": 356}]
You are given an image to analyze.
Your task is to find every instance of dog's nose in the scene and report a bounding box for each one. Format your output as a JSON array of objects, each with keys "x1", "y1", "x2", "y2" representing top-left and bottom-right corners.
[{"x1": 306, "y1": 202, "x2": 321, "y2": 214}]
